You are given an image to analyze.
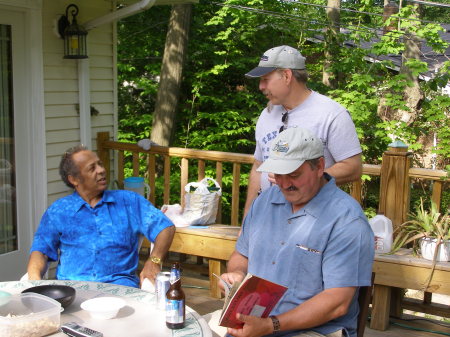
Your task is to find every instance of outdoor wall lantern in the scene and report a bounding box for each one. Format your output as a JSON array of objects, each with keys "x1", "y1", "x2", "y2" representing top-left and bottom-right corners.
[{"x1": 58, "y1": 4, "x2": 88, "y2": 59}]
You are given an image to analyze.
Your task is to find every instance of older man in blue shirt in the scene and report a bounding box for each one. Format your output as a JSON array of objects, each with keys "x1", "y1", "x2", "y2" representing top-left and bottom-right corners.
[
  {"x1": 27, "y1": 145, "x2": 175, "y2": 288},
  {"x1": 217, "y1": 128, "x2": 374, "y2": 337}
]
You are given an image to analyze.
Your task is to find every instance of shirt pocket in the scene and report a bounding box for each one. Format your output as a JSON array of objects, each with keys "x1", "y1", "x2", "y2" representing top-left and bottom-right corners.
[{"x1": 292, "y1": 246, "x2": 324, "y2": 297}]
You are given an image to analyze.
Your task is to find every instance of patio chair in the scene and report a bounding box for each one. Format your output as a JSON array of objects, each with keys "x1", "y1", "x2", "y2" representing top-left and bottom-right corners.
[{"x1": 357, "y1": 273, "x2": 375, "y2": 337}]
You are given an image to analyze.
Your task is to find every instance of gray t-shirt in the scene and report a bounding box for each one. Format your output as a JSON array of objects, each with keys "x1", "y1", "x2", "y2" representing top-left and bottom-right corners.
[{"x1": 254, "y1": 91, "x2": 362, "y2": 190}]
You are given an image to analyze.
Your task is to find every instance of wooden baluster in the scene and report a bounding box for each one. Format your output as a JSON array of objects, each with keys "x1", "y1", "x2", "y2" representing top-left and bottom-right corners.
[
  {"x1": 350, "y1": 180, "x2": 362, "y2": 204},
  {"x1": 132, "y1": 152, "x2": 140, "y2": 176},
  {"x1": 148, "y1": 154, "x2": 156, "y2": 204},
  {"x1": 216, "y1": 162, "x2": 223, "y2": 224},
  {"x1": 431, "y1": 180, "x2": 443, "y2": 212},
  {"x1": 231, "y1": 163, "x2": 241, "y2": 226},
  {"x1": 181, "y1": 158, "x2": 189, "y2": 208},
  {"x1": 118, "y1": 151, "x2": 124, "y2": 188},
  {"x1": 164, "y1": 156, "x2": 171, "y2": 205},
  {"x1": 198, "y1": 160, "x2": 205, "y2": 181}
]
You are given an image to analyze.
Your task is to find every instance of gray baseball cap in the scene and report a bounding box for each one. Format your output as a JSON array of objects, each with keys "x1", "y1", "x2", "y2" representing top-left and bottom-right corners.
[
  {"x1": 257, "y1": 127, "x2": 323, "y2": 174},
  {"x1": 245, "y1": 45, "x2": 306, "y2": 78}
]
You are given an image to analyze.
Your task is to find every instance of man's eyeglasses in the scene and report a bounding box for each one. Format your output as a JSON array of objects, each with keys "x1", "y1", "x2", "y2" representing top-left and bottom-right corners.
[{"x1": 279, "y1": 112, "x2": 288, "y2": 133}]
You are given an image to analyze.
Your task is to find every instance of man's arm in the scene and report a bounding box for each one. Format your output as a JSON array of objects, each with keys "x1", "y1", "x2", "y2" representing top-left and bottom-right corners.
[
  {"x1": 140, "y1": 225, "x2": 175, "y2": 285},
  {"x1": 228, "y1": 286, "x2": 356, "y2": 337},
  {"x1": 243, "y1": 160, "x2": 262, "y2": 218},
  {"x1": 218, "y1": 250, "x2": 248, "y2": 292},
  {"x1": 27, "y1": 251, "x2": 49, "y2": 280},
  {"x1": 325, "y1": 153, "x2": 362, "y2": 185}
]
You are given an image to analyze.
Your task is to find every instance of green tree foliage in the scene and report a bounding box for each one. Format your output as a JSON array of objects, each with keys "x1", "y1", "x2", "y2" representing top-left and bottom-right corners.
[{"x1": 117, "y1": 1, "x2": 450, "y2": 216}]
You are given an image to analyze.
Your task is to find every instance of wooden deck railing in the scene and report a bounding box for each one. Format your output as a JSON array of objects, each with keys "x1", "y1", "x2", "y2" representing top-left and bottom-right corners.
[
  {"x1": 97, "y1": 131, "x2": 448, "y2": 229},
  {"x1": 97, "y1": 132, "x2": 254, "y2": 226}
]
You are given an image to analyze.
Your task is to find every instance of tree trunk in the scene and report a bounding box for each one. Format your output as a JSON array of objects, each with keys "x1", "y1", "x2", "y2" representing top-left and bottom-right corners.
[
  {"x1": 322, "y1": 0, "x2": 340, "y2": 88},
  {"x1": 377, "y1": 3, "x2": 423, "y2": 126},
  {"x1": 398, "y1": 3, "x2": 423, "y2": 125},
  {"x1": 150, "y1": 4, "x2": 192, "y2": 146}
]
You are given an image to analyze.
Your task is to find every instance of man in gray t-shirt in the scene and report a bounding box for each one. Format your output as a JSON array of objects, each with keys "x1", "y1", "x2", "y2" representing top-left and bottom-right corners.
[{"x1": 244, "y1": 45, "x2": 362, "y2": 215}]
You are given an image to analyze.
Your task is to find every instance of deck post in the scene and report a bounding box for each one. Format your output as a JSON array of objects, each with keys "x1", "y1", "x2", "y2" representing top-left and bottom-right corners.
[
  {"x1": 378, "y1": 140, "x2": 411, "y2": 229},
  {"x1": 376, "y1": 140, "x2": 411, "y2": 323}
]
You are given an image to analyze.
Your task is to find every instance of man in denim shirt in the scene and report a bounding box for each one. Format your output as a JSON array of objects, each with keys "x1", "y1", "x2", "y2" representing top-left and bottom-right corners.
[
  {"x1": 27, "y1": 145, "x2": 175, "y2": 288},
  {"x1": 218, "y1": 128, "x2": 374, "y2": 337}
]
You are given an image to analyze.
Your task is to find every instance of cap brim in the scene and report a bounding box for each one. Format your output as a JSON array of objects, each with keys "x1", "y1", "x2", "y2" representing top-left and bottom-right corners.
[
  {"x1": 257, "y1": 158, "x2": 305, "y2": 175},
  {"x1": 245, "y1": 67, "x2": 276, "y2": 78}
]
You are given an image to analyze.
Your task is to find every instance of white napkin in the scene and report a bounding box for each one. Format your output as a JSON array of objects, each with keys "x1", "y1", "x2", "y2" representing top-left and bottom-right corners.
[{"x1": 141, "y1": 278, "x2": 155, "y2": 293}]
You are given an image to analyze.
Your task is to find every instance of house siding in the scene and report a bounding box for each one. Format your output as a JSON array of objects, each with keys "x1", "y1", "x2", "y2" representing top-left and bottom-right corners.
[{"x1": 42, "y1": 0, "x2": 116, "y2": 204}]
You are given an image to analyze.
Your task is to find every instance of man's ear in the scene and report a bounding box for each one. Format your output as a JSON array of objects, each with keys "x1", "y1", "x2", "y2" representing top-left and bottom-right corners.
[
  {"x1": 317, "y1": 157, "x2": 326, "y2": 175},
  {"x1": 68, "y1": 175, "x2": 78, "y2": 188},
  {"x1": 284, "y1": 69, "x2": 293, "y2": 84}
]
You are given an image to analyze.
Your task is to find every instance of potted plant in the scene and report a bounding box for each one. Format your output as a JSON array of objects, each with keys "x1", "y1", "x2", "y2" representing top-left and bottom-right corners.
[{"x1": 391, "y1": 199, "x2": 449, "y2": 262}]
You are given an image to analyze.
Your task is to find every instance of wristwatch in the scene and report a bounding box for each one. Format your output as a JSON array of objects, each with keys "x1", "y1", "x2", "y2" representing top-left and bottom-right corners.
[
  {"x1": 150, "y1": 256, "x2": 162, "y2": 266},
  {"x1": 269, "y1": 315, "x2": 281, "y2": 332}
]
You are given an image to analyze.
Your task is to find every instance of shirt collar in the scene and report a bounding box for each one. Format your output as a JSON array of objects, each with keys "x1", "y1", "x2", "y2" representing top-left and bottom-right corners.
[{"x1": 72, "y1": 190, "x2": 116, "y2": 212}]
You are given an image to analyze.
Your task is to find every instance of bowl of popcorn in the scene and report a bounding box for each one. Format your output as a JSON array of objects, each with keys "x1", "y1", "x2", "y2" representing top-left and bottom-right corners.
[{"x1": 0, "y1": 293, "x2": 61, "y2": 337}]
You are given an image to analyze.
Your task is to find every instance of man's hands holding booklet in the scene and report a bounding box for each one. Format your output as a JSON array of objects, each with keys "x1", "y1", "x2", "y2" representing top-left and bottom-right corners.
[
  {"x1": 216, "y1": 271, "x2": 245, "y2": 296},
  {"x1": 213, "y1": 272, "x2": 288, "y2": 337}
]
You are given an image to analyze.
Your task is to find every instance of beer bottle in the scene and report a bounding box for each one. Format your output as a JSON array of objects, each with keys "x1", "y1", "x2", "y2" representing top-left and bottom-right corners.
[{"x1": 165, "y1": 262, "x2": 185, "y2": 329}]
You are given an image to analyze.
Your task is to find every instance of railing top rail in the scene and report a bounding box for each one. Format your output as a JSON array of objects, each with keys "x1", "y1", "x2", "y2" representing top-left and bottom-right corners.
[
  {"x1": 100, "y1": 137, "x2": 448, "y2": 181},
  {"x1": 362, "y1": 164, "x2": 448, "y2": 182},
  {"x1": 101, "y1": 140, "x2": 255, "y2": 164},
  {"x1": 409, "y1": 167, "x2": 449, "y2": 181},
  {"x1": 362, "y1": 164, "x2": 381, "y2": 176}
]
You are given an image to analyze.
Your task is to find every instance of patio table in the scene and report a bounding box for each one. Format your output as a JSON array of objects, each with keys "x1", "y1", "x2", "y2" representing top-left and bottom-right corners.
[{"x1": 0, "y1": 279, "x2": 212, "y2": 337}]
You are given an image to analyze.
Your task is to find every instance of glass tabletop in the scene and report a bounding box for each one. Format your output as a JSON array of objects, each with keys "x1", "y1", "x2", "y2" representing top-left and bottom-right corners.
[{"x1": 0, "y1": 279, "x2": 212, "y2": 337}]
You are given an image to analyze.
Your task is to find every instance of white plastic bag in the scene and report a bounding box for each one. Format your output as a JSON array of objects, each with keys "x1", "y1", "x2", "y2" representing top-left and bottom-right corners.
[
  {"x1": 181, "y1": 177, "x2": 222, "y2": 226},
  {"x1": 161, "y1": 204, "x2": 189, "y2": 227}
]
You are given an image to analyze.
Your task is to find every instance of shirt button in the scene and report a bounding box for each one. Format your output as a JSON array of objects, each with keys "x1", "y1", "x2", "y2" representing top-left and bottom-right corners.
[
  {"x1": 288, "y1": 220, "x2": 292, "y2": 224},
  {"x1": 281, "y1": 242, "x2": 285, "y2": 245},
  {"x1": 272, "y1": 261, "x2": 276, "y2": 265}
]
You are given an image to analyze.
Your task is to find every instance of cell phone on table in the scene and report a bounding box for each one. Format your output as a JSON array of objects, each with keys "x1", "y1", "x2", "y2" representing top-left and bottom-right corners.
[{"x1": 61, "y1": 322, "x2": 103, "y2": 337}]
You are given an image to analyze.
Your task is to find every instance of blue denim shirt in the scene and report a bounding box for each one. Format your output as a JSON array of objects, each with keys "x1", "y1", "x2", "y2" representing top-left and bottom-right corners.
[
  {"x1": 237, "y1": 176, "x2": 374, "y2": 337},
  {"x1": 31, "y1": 190, "x2": 174, "y2": 287}
]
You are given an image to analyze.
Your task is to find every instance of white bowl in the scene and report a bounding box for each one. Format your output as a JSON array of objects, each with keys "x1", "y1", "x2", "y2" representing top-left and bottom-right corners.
[{"x1": 80, "y1": 297, "x2": 126, "y2": 320}]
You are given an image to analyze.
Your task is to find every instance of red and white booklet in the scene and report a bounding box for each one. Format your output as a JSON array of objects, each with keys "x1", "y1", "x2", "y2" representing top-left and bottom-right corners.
[{"x1": 216, "y1": 273, "x2": 288, "y2": 329}]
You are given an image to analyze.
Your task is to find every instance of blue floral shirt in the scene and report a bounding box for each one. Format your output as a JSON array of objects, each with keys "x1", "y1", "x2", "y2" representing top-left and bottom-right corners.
[{"x1": 30, "y1": 190, "x2": 174, "y2": 287}]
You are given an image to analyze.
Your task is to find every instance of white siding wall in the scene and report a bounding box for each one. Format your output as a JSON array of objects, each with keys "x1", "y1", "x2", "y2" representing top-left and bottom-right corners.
[{"x1": 42, "y1": 0, "x2": 116, "y2": 204}]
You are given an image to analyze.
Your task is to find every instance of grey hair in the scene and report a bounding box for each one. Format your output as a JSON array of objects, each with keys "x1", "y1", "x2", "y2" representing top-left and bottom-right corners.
[
  {"x1": 306, "y1": 157, "x2": 322, "y2": 170},
  {"x1": 59, "y1": 145, "x2": 88, "y2": 188},
  {"x1": 276, "y1": 69, "x2": 308, "y2": 84},
  {"x1": 291, "y1": 69, "x2": 308, "y2": 84}
]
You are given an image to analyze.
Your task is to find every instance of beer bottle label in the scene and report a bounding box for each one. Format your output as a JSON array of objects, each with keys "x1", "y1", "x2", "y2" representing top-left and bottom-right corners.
[{"x1": 166, "y1": 299, "x2": 185, "y2": 323}]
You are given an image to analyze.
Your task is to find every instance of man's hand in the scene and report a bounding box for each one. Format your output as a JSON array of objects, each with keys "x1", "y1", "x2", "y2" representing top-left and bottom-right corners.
[
  {"x1": 140, "y1": 259, "x2": 161, "y2": 286},
  {"x1": 227, "y1": 314, "x2": 273, "y2": 337},
  {"x1": 218, "y1": 271, "x2": 246, "y2": 293}
]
